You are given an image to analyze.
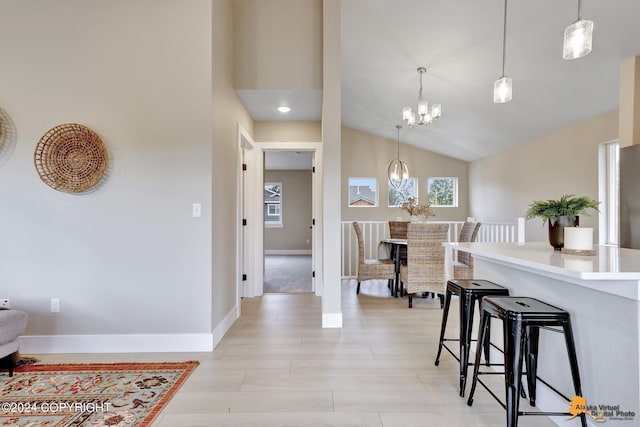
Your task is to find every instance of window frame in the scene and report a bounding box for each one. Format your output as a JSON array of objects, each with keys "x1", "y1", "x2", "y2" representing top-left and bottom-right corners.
[
  {"x1": 348, "y1": 177, "x2": 378, "y2": 208},
  {"x1": 427, "y1": 177, "x2": 458, "y2": 207},
  {"x1": 598, "y1": 140, "x2": 619, "y2": 245},
  {"x1": 388, "y1": 177, "x2": 418, "y2": 207},
  {"x1": 264, "y1": 182, "x2": 283, "y2": 228}
]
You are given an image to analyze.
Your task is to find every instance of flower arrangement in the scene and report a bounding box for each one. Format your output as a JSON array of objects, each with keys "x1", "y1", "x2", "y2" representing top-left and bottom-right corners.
[{"x1": 399, "y1": 197, "x2": 435, "y2": 219}]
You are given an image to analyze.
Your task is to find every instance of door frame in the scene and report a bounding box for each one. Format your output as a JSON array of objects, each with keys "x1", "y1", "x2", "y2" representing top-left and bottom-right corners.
[{"x1": 239, "y1": 138, "x2": 323, "y2": 298}]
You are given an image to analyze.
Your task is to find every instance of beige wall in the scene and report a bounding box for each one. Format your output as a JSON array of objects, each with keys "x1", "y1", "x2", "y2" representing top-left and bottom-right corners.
[
  {"x1": 0, "y1": 0, "x2": 213, "y2": 337},
  {"x1": 341, "y1": 127, "x2": 470, "y2": 222},
  {"x1": 619, "y1": 56, "x2": 640, "y2": 147},
  {"x1": 213, "y1": 0, "x2": 255, "y2": 328},
  {"x1": 233, "y1": 0, "x2": 322, "y2": 90},
  {"x1": 254, "y1": 121, "x2": 322, "y2": 142},
  {"x1": 469, "y1": 111, "x2": 618, "y2": 243},
  {"x1": 264, "y1": 170, "x2": 313, "y2": 251}
]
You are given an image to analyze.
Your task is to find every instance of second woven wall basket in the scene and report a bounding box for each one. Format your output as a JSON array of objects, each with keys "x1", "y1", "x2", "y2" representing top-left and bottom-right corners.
[{"x1": 34, "y1": 123, "x2": 108, "y2": 193}]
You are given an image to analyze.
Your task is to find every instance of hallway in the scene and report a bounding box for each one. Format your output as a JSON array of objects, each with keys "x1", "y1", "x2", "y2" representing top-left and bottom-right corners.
[{"x1": 264, "y1": 255, "x2": 313, "y2": 293}]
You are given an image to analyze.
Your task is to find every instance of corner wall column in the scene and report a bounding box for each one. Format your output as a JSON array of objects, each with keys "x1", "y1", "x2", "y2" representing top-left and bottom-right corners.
[
  {"x1": 321, "y1": 0, "x2": 342, "y2": 328},
  {"x1": 619, "y1": 56, "x2": 640, "y2": 147}
]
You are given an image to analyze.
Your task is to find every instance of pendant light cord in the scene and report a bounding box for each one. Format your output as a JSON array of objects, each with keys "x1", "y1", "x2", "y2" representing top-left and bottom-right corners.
[
  {"x1": 396, "y1": 125, "x2": 401, "y2": 159},
  {"x1": 501, "y1": 0, "x2": 508, "y2": 77},
  {"x1": 577, "y1": 0, "x2": 582, "y2": 20}
]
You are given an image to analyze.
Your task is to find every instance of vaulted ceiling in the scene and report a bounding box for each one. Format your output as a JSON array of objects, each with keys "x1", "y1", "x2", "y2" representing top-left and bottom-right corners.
[{"x1": 240, "y1": 0, "x2": 640, "y2": 162}]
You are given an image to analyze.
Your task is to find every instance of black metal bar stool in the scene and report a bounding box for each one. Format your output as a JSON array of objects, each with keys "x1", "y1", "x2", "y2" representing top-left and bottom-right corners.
[
  {"x1": 466, "y1": 296, "x2": 587, "y2": 427},
  {"x1": 435, "y1": 279, "x2": 510, "y2": 397}
]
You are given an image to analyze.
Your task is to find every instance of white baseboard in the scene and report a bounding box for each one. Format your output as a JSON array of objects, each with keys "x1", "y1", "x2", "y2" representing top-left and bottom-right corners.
[
  {"x1": 212, "y1": 304, "x2": 238, "y2": 349},
  {"x1": 18, "y1": 304, "x2": 240, "y2": 354},
  {"x1": 322, "y1": 312, "x2": 342, "y2": 328},
  {"x1": 265, "y1": 249, "x2": 312, "y2": 255},
  {"x1": 19, "y1": 334, "x2": 213, "y2": 354}
]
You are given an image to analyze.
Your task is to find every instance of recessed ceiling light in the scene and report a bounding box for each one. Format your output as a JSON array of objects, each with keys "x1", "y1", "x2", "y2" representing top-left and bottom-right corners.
[{"x1": 278, "y1": 106, "x2": 291, "y2": 113}]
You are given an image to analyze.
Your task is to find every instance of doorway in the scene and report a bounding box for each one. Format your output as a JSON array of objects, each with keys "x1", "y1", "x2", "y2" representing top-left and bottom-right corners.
[
  {"x1": 238, "y1": 138, "x2": 323, "y2": 299},
  {"x1": 263, "y1": 151, "x2": 313, "y2": 293}
]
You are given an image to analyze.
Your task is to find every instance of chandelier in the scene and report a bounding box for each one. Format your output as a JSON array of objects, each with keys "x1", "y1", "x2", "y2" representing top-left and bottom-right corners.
[
  {"x1": 388, "y1": 125, "x2": 409, "y2": 189},
  {"x1": 402, "y1": 67, "x2": 442, "y2": 127}
]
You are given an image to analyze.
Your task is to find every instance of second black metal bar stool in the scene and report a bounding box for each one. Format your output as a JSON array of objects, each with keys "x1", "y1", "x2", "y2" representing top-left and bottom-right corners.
[
  {"x1": 466, "y1": 296, "x2": 587, "y2": 427},
  {"x1": 435, "y1": 279, "x2": 509, "y2": 397}
]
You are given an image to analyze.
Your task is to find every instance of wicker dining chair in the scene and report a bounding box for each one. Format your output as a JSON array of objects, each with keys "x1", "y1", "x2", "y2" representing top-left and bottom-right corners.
[
  {"x1": 388, "y1": 221, "x2": 409, "y2": 264},
  {"x1": 353, "y1": 221, "x2": 396, "y2": 294},
  {"x1": 400, "y1": 222, "x2": 449, "y2": 308},
  {"x1": 452, "y1": 221, "x2": 481, "y2": 280}
]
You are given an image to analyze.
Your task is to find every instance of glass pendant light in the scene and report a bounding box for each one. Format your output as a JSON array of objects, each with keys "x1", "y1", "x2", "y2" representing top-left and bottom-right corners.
[
  {"x1": 494, "y1": 0, "x2": 512, "y2": 103},
  {"x1": 388, "y1": 125, "x2": 409, "y2": 189},
  {"x1": 563, "y1": 0, "x2": 593, "y2": 60}
]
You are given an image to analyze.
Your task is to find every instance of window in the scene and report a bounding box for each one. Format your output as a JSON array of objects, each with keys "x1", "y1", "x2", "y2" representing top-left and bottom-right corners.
[
  {"x1": 598, "y1": 141, "x2": 619, "y2": 245},
  {"x1": 388, "y1": 178, "x2": 417, "y2": 207},
  {"x1": 348, "y1": 177, "x2": 377, "y2": 207},
  {"x1": 267, "y1": 204, "x2": 280, "y2": 216},
  {"x1": 264, "y1": 182, "x2": 282, "y2": 226},
  {"x1": 427, "y1": 177, "x2": 458, "y2": 207}
]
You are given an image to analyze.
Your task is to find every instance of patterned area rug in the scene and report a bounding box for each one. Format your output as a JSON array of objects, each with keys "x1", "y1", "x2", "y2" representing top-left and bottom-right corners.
[{"x1": 0, "y1": 361, "x2": 198, "y2": 426}]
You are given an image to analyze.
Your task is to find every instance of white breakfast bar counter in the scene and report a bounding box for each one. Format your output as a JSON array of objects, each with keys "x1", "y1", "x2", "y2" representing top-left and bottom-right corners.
[{"x1": 443, "y1": 242, "x2": 640, "y2": 425}]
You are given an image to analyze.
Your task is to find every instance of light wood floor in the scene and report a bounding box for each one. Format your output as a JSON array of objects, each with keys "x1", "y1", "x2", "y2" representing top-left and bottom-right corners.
[{"x1": 32, "y1": 280, "x2": 561, "y2": 427}]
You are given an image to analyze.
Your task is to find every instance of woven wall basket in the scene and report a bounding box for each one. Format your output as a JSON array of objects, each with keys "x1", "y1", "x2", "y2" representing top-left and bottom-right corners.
[
  {"x1": 0, "y1": 113, "x2": 5, "y2": 150},
  {"x1": 34, "y1": 123, "x2": 108, "y2": 193}
]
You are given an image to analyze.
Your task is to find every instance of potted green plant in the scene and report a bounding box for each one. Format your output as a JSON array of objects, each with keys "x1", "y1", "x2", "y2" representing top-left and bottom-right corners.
[{"x1": 525, "y1": 194, "x2": 600, "y2": 250}]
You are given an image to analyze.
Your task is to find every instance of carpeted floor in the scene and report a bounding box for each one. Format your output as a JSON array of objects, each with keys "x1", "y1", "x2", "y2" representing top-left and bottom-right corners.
[
  {"x1": 0, "y1": 361, "x2": 198, "y2": 427},
  {"x1": 264, "y1": 255, "x2": 313, "y2": 293}
]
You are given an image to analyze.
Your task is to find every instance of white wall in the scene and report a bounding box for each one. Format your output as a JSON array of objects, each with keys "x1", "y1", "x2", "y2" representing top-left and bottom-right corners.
[
  {"x1": 321, "y1": 0, "x2": 341, "y2": 328},
  {"x1": 0, "y1": 0, "x2": 214, "y2": 347},
  {"x1": 469, "y1": 111, "x2": 618, "y2": 243}
]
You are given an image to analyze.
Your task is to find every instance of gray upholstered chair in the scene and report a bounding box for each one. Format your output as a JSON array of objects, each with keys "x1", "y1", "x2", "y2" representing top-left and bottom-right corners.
[
  {"x1": 452, "y1": 221, "x2": 481, "y2": 280},
  {"x1": 0, "y1": 309, "x2": 28, "y2": 376},
  {"x1": 400, "y1": 222, "x2": 449, "y2": 308},
  {"x1": 353, "y1": 221, "x2": 395, "y2": 294}
]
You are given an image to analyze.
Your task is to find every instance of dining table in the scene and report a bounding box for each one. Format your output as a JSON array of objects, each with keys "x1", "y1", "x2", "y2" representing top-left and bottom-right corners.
[{"x1": 380, "y1": 238, "x2": 407, "y2": 297}]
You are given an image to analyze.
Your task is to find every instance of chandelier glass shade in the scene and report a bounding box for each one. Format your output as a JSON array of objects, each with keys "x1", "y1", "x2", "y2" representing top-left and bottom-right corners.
[
  {"x1": 388, "y1": 125, "x2": 409, "y2": 189},
  {"x1": 563, "y1": 0, "x2": 593, "y2": 60},
  {"x1": 493, "y1": 0, "x2": 512, "y2": 103},
  {"x1": 402, "y1": 67, "x2": 441, "y2": 127}
]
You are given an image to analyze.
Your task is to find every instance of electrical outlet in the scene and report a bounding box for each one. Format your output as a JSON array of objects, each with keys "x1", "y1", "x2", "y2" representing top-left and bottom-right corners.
[
  {"x1": 0, "y1": 299, "x2": 9, "y2": 308},
  {"x1": 50, "y1": 298, "x2": 60, "y2": 313}
]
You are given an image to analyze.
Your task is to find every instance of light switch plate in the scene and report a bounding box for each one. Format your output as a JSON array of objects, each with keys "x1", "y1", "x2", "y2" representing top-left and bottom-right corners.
[{"x1": 192, "y1": 203, "x2": 202, "y2": 218}]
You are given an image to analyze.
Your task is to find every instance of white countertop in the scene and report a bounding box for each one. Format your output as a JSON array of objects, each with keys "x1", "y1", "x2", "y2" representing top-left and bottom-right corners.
[{"x1": 444, "y1": 241, "x2": 640, "y2": 299}]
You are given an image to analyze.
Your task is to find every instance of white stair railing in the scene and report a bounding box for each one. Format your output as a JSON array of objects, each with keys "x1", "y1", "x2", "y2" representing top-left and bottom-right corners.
[{"x1": 341, "y1": 218, "x2": 524, "y2": 278}]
